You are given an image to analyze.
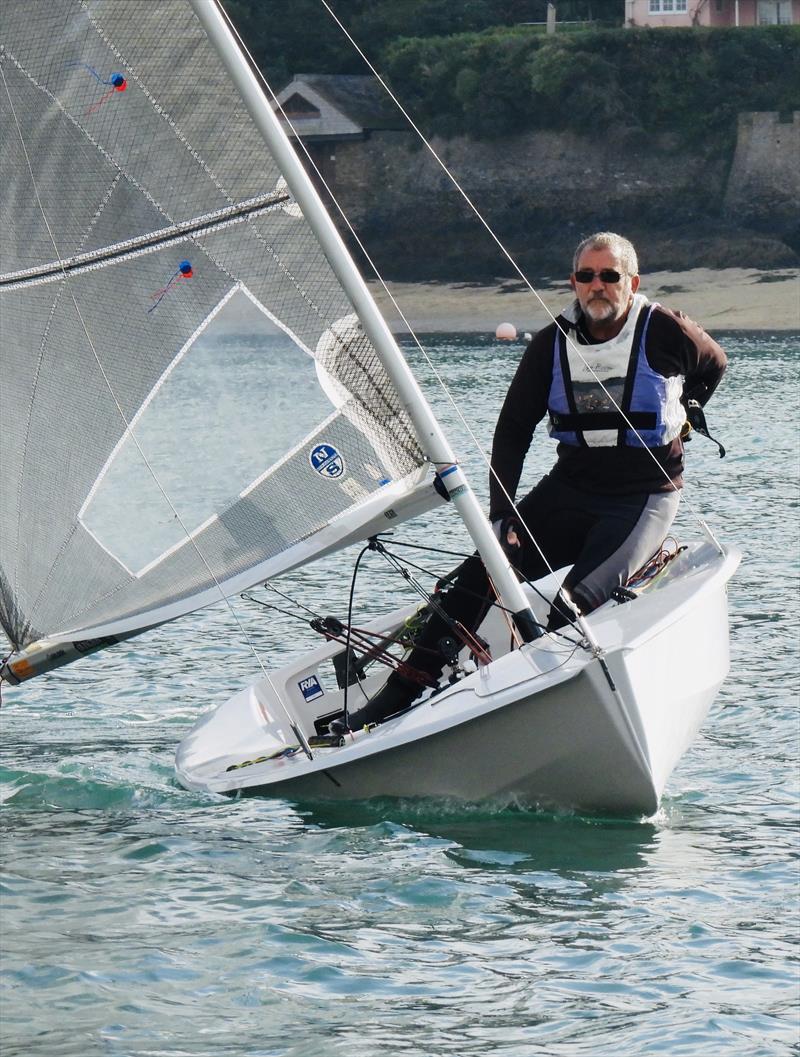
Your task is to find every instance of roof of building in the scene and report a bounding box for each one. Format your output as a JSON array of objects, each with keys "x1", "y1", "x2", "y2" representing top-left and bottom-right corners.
[{"x1": 274, "y1": 74, "x2": 406, "y2": 138}]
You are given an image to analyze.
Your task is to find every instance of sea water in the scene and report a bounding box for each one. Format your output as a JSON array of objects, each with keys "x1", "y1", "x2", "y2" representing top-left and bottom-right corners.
[{"x1": 1, "y1": 332, "x2": 798, "y2": 1057}]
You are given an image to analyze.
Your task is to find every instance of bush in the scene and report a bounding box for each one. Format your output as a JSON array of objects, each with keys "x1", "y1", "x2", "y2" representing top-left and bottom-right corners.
[{"x1": 382, "y1": 25, "x2": 800, "y2": 146}]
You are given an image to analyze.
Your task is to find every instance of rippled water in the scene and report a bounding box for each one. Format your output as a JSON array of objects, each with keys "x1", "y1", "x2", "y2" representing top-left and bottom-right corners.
[{"x1": 2, "y1": 332, "x2": 798, "y2": 1056}]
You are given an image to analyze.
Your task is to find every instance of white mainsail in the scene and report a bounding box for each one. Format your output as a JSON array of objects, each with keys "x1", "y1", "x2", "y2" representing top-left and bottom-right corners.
[{"x1": 0, "y1": 0, "x2": 442, "y2": 655}]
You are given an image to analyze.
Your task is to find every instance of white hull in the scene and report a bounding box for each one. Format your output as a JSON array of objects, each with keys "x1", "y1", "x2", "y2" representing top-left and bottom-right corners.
[{"x1": 175, "y1": 541, "x2": 740, "y2": 815}]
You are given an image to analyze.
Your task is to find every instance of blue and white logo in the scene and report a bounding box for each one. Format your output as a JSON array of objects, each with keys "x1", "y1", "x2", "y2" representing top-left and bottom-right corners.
[
  {"x1": 298, "y1": 675, "x2": 324, "y2": 702},
  {"x1": 309, "y1": 442, "x2": 345, "y2": 479}
]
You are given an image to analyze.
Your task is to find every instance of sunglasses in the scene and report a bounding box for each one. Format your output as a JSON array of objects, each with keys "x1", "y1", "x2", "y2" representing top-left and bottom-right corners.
[{"x1": 573, "y1": 269, "x2": 624, "y2": 284}]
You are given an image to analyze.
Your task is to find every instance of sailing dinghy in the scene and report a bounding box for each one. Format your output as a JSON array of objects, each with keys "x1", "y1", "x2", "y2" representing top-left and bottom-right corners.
[{"x1": 0, "y1": 0, "x2": 739, "y2": 815}]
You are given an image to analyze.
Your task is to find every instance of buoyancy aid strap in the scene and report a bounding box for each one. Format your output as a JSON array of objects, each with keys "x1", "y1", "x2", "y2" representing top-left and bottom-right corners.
[{"x1": 549, "y1": 410, "x2": 657, "y2": 432}]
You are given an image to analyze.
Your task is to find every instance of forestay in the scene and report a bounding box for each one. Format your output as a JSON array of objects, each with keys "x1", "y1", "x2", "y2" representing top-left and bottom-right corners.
[{"x1": 0, "y1": 0, "x2": 434, "y2": 653}]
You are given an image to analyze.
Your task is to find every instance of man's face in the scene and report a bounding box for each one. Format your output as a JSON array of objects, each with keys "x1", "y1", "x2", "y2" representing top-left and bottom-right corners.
[{"x1": 570, "y1": 247, "x2": 640, "y2": 327}]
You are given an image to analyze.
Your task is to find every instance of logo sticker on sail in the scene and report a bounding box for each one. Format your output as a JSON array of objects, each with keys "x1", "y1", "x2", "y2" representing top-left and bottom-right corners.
[
  {"x1": 309, "y1": 443, "x2": 345, "y2": 479},
  {"x1": 298, "y1": 675, "x2": 324, "y2": 702}
]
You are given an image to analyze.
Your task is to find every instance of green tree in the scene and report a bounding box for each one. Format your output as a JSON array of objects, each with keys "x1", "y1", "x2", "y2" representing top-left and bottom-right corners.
[{"x1": 225, "y1": 0, "x2": 626, "y2": 87}]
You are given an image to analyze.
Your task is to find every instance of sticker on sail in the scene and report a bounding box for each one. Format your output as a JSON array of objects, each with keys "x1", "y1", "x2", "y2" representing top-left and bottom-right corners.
[
  {"x1": 298, "y1": 675, "x2": 324, "y2": 702},
  {"x1": 309, "y1": 443, "x2": 345, "y2": 479}
]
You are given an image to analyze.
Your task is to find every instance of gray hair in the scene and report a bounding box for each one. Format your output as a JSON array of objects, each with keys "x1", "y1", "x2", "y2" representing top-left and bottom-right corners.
[{"x1": 572, "y1": 232, "x2": 639, "y2": 276}]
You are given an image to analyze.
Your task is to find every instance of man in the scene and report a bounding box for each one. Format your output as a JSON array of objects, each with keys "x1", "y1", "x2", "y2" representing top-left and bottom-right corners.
[{"x1": 334, "y1": 231, "x2": 727, "y2": 735}]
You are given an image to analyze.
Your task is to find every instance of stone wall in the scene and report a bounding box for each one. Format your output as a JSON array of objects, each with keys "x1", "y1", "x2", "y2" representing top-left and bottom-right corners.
[
  {"x1": 724, "y1": 111, "x2": 800, "y2": 233},
  {"x1": 321, "y1": 114, "x2": 799, "y2": 279}
]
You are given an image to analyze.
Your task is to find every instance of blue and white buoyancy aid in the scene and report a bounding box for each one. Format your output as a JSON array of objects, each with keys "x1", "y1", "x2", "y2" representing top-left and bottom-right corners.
[{"x1": 547, "y1": 293, "x2": 685, "y2": 448}]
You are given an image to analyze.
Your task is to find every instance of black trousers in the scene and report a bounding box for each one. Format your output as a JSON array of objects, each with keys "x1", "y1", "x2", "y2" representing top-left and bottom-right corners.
[{"x1": 406, "y1": 471, "x2": 680, "y2": 680}]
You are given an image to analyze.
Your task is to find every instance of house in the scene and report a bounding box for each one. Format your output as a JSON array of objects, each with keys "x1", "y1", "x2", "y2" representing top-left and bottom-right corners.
[
  {"x1": 625, "y1": 0, "x2": 799, "y2": 26},
  {"x1": 272, "y1": 74, "x2": 406, "y2": 192}
]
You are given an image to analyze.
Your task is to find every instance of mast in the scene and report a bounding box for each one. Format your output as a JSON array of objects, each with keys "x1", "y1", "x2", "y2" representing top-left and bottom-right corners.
[{"x1": 190, "y1": 0, "x2": 540, "y2": 642}]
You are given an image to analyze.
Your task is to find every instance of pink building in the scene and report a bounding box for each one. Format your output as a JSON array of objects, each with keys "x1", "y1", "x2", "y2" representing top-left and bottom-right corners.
[{"x1": 625, "y1": 0, "x2": 799, "y2": 27}]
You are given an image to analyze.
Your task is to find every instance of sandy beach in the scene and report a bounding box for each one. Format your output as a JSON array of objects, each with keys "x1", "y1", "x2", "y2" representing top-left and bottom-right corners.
[{"x1": 370, "y1": 268, "x2": 799, "y2": 335}]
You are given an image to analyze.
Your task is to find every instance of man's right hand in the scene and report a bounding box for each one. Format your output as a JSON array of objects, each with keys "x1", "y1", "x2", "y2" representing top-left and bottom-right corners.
[{"x1": 492, "y1": 514, "x2": 522, "y2": 551}]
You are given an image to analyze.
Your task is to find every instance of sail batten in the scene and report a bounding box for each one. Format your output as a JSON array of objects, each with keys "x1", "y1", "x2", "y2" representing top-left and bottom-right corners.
[
  {"x1": 0, "y1": 0, "x2": 430, "y2": 659},
  {"x1": 0, "y1": 191, "x2": 292, "y2": 289}
]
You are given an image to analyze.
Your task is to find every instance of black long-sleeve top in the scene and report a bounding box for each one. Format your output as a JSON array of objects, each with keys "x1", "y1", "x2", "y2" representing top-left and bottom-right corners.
[{"x1": 488, "y1": 305, "x2": 727, "y2": 520}]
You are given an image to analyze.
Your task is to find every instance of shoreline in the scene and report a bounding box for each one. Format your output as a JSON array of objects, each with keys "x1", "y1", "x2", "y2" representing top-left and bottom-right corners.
[{"x1": 370, "y1": 267, "x2": 799, "y2": 335}]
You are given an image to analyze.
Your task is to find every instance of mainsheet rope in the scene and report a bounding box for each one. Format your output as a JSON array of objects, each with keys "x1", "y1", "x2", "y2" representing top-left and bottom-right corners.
[{"x1": 247, "y1": 539, "x2": 582, "y2": 670}]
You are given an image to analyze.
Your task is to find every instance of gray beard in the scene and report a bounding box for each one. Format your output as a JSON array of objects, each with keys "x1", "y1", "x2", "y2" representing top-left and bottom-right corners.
[{"x1": 584, "y1": 297, "x2": 618, "y2": 323}]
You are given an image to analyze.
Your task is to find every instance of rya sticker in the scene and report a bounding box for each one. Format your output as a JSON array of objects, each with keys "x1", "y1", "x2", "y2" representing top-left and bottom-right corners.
[{"x1": 298, "y1": 675, "x2": 324, "y2": 702}]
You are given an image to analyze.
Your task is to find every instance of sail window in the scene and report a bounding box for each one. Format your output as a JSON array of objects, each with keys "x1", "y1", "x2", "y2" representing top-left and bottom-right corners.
[{"x1": 80, "y1": 286, "x2": 334, "y2": 575}]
